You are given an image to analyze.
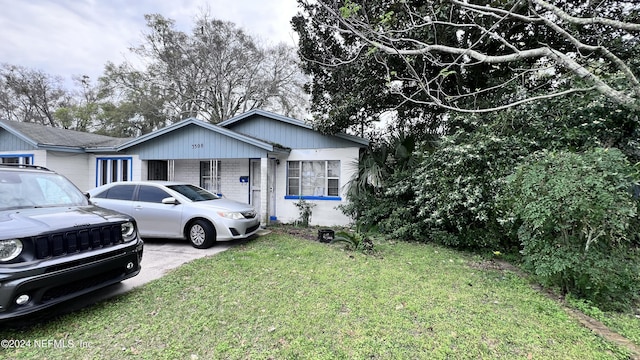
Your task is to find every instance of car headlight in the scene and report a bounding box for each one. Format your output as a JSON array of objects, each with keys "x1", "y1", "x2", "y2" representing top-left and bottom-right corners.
[
  {"x1": 121, "y1": 222, "x2": 137, "y2": 242},
  {"x1": 217, "y1": 211, "x2": 245, "y2": 220},
  {"x1": 0, "y1": 239, "x2": 23, "y2": 262}
]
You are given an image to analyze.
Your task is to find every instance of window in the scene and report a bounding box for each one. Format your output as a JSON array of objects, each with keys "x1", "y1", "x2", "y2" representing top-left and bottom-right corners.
[
  {"x1": 168, "y1": 184, "x2": 219, "y2": 201},
  {"x1": 96, "y1": 157, "x2": 132, "y2": 186},
  {"x1": 137, "y1": 186, "x2": 170, "y2": 203},
  {"x1": 200, "y1": 160, "x2": 221, "y2": 194},
  {"x1": 0, "y1": 154, "x2": 33, "y2": 165},
  {"x1": 93, "y1": 184, "x2": 136, "y2": 200},
  {"x1": 287, "y1": 160, "x2": 340, "y2": 198}
]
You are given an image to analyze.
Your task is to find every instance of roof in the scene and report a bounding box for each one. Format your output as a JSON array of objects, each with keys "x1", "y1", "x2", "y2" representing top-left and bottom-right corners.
[
  {"x1": 0, "y1": 119, "x2": 129, "y2": 151},
  {"x1": 219, "y1": 109, "x2": 370, "y2": 146},
  {"x1": 0, "y1": 110, "x2": 368, "y2": 154}
]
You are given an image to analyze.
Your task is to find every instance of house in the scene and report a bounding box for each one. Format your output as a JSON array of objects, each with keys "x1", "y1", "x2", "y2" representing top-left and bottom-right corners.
[{"x1": 0, "y1": 110, "x2": 369, "y2": 226}]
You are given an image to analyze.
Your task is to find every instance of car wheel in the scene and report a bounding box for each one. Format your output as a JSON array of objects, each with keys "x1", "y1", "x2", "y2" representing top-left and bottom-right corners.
[{"x1": 188, "y1": 220, "x2": 216, "y2": 249}]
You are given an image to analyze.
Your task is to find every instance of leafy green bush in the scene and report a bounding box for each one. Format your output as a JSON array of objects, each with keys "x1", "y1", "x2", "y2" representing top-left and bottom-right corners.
[
  {"x1": 294, "y1": 198, "x2": 316, "y2": 227},
  {"x1": 410, "y1": 128, "x2": 529, "y2": 249},
  {"x1": 502, "y1": 148, "x2": 640, "y2": 311}
]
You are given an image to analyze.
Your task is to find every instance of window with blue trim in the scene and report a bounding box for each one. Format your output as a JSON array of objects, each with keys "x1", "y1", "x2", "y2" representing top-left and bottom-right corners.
[
  {"x1": 96, "y1": 157, "x2": 132, "y2": 186},
  {"x1": 287, "y1": 160, "x2": 340, "y2": 197},
  {"x1": 0, "y1": 154, "x2": 33, "y2": 165}
]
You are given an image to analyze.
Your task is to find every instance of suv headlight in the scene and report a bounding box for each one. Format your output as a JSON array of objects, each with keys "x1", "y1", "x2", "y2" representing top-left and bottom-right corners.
[
  {"x1": 121, "y1": 222, "x2": 137, "y2": 242},
  {"x1": 217, "y1": 211, "x2": 244, "y2": 220},
  {"x1": 0, "y1": 239, "x2": 23, "y2": 262}
]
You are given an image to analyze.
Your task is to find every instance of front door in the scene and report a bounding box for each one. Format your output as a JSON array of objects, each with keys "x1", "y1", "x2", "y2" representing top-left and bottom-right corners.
[
  {"x1": 268, "y1": 159, "x2": 276, "y2": 220},
  {"x1": 250, "y1": 159, "x2": 261, "y2": 217}
]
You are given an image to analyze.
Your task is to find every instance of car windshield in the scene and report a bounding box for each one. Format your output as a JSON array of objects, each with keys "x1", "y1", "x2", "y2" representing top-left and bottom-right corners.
[
  {"x1": 0, "y1": 171, "x2": 88, "y2": 211},
  {"x1": 167, "y1": 184, "x2": 220, "y2": 202}
]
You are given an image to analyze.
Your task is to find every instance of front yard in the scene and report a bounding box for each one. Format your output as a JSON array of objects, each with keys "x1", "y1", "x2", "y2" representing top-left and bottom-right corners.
[{"x1": 1, "y1": 232, "x2": 639, "y2": 359}]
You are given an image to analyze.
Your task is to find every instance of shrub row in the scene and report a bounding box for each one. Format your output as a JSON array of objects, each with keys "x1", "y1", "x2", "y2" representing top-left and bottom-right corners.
[{"x1": 345, "y1": 130, "x2": 640, "y2": 311}]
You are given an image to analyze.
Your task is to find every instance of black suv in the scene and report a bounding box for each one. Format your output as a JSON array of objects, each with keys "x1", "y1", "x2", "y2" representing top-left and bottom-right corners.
[{"x1": 0, "y1": 164, "x2": 143, "y2": 320}]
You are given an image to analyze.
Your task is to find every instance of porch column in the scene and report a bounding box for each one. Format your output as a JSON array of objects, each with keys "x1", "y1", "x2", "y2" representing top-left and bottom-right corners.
[{"x1": 260, "y1": 157, "x2": 269, "y2": 227}]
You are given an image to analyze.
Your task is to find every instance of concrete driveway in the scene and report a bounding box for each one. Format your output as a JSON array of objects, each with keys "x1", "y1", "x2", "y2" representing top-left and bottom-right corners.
[
  {"x1": 18, "y1": 232, "x2": 269, "y2": 324},
  {"x1": 117, "y1": 238, "x2": 234, "y2": 294}
]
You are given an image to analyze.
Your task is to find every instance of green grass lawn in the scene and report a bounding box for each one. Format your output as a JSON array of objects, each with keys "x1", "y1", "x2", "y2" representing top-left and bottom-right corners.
[{"x1": 1, "y1": 233, "x2": 638, "y2": 359}]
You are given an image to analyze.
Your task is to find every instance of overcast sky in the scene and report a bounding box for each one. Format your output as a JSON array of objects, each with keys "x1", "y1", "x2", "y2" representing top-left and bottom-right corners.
[{"x1": 0, "y1": 0, "x2": 301, "y2": 82}]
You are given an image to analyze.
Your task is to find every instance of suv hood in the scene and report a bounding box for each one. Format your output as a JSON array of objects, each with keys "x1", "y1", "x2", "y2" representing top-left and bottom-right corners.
[{"x1": 0, "y1": 205, "x2": 132, "y2": 239}]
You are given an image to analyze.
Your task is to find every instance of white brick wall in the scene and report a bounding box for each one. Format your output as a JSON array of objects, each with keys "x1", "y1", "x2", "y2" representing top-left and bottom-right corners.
[
  {"x1": 173, "y1": 159, "x2": 201, "y2": 184},
  {"x1": 170, "y1": 159, "x2": 251, "y2": 204},
  {"x1": 220, "y1": 159, "x2": 251, "y2": 204}
]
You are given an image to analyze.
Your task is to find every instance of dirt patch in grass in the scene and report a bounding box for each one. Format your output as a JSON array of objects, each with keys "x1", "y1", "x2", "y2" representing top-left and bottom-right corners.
[{"x1": 271, "y1": 225, "x2": 339, "y2": 242}]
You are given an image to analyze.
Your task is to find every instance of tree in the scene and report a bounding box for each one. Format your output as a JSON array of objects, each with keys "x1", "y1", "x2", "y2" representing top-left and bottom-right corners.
[
  {"x1": 101, "y1": 13, "x2": 308, "y2": 134},
  {"x1": 293, "y1": 1, "x2": 447, "y2": 135},
  {"x1": 54, "y1": 75, "x2": 108, "y2": 132},
  {"x1": 0, "y1": 63, "x2": 69, "y2": 127},
  {"x1": 294, "y1": 0, "x2": 640, "y2": 130}
]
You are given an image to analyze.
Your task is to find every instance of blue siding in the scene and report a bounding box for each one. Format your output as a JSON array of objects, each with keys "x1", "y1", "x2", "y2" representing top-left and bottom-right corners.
[
  {"x1": 124, "y1": 124, "x2": 268, "y2": 160},
  {"x1": 0, "y1": 130, "x2": 36, "y2": 151},
  {"x1": 226, "y1": 116, "x2": 360, "y2": 149}
]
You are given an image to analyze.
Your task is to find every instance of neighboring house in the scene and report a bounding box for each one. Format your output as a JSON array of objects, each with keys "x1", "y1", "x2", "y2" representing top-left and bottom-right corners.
[{"x1": 0, "y1": 110, "x2": 369, "y2": 226}]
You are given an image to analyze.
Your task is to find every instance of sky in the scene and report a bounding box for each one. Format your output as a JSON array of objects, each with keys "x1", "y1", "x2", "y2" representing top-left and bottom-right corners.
[{"x1": 0, "y1": 0, "x2": 301, "y2": 83}]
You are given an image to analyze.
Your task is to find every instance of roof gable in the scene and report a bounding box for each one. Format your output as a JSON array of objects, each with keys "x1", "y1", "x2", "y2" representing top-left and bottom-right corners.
[
  {"x1": 219, "y1": 109, "x2": 369, "y2": 148},
  {"x1": 117, "y1": 118, "x2": 275, "y2": 152}
]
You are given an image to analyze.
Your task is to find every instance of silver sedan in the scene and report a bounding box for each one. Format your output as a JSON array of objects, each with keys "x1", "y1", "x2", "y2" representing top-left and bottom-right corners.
[{"x1": 88, "y1": 181, "x2": 260, "y2": 248}]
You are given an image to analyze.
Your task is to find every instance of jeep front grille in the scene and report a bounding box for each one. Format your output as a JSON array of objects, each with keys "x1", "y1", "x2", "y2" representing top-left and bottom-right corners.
[{"x1": 34, "y1": 224, "x2": 124, "y2": 259}]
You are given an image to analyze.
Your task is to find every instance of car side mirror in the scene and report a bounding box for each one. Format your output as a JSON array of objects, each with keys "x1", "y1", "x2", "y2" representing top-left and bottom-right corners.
[{"x1": 162, "y1": 197, "x2": 179, "y2": 205}]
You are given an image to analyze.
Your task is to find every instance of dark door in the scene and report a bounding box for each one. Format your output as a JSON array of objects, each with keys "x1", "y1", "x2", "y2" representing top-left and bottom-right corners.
[{"x1": 148, "y1": 160, "x2": 168, "y2": 180}]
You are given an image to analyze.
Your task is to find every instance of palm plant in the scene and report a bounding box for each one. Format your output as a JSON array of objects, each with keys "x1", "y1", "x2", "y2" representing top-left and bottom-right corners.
[{"x1": 331, "y1": 230, "x2": 374, "y2": 254}]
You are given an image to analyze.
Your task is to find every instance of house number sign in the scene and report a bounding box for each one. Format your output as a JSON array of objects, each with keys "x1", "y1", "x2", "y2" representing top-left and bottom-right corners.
[{"x1": 192, "y1": 143, "x2": 204, "y2": 149}]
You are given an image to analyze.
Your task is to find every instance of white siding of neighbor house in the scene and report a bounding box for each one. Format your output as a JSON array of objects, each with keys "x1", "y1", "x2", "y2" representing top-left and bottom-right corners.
[
  {"x1": 45, "y1": 152, "x2": 93, "y2": 191},
  {"x1": 275, "y1": 147, "x2": 360, "y2": 227}
]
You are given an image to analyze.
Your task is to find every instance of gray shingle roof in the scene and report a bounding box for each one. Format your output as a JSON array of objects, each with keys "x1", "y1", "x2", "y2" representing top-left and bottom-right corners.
[{"x1": 0, "y1": 120, "x2": 130, "y2": 148}]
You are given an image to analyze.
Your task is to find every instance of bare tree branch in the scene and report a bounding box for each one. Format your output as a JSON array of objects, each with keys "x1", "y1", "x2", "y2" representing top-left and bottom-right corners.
[
  {"x1": 532, "y1": 0, "x2": 640, "y2": 31},
  {"x1": 305, "y1": 0, "x2": 640, "y2": 113}
]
